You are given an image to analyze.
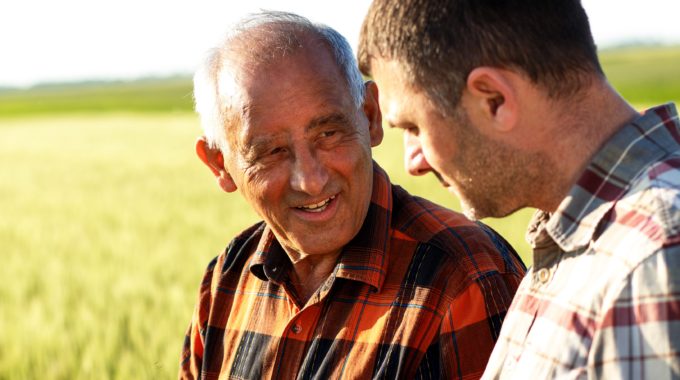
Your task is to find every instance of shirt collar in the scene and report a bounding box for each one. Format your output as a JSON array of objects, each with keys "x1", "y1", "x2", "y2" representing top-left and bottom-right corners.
[
  {"x1": 531, "y1": 103, "x2": 680, "y2": 252},
  {"x1": 249, "y1": 226, "x2": 291, "y2": 284},
  {"x1": 249, "y1": 161, "x2": 393, "y2": 291}
]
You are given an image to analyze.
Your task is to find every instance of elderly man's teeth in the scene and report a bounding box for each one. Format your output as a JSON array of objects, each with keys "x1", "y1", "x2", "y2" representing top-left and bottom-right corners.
[{"x1": 297, "y1": 195, "x2": 336, "y2": 212}]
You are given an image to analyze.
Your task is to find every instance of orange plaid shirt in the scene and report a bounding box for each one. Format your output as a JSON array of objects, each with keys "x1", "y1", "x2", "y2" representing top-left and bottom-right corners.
[{"x1": 180, "y1": 163, "x2": 525, "y2": 379}]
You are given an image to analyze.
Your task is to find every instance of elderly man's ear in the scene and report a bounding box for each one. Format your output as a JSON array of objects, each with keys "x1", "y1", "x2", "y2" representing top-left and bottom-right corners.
[
  {"x1": 195, "y1": 136, "x2": 238, "y2": 193},
  {"x1": 364, "y1": 81, "x2": 384, "y2": 147}
]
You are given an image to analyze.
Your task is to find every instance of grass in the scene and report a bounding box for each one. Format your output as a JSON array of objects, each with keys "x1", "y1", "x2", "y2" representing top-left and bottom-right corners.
[
  {"x1": 0, "y1": 77, "x2": 193, "y2": 117},
  {"x1": 1, "y1": 45, "x2": 678, "y2": 378},
  {"x1": 0, "y1": 114, "x2": 248, "y2": 378},
  {"x1": 599, "y1": 45, "x2": 680, "y2": 107}
]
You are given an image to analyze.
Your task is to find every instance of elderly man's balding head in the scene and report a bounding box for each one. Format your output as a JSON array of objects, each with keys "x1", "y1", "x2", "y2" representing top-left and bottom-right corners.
[{"x1": 194, "y1": 11, "x2": 365, "y2": 152}]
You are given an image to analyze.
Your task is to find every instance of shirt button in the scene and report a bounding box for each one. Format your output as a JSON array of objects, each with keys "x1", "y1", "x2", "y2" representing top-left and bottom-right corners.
[
  {"x1": 537, "y1": 268, "x2": 550, "y2": 284},
  {"x1": 291, "y1": 324, "x2": 302, "y2": 334}
]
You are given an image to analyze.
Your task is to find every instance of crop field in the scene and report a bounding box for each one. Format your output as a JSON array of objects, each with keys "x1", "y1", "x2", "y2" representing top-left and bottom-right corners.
[{"x1": 1, "y1": 45, "x2": 678, "y2": 378}]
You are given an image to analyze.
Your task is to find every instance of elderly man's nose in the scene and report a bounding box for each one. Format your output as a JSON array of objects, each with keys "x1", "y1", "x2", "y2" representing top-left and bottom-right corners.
[
  {"x1": 404, "y1": 134, "x2": 432, "y2": 176},
  {"x1": 290, "y1": 151, "x2": 329, "y2": 195}
]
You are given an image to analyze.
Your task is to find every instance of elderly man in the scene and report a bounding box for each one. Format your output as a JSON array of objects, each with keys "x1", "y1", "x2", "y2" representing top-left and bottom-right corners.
[
  {"x1": 359, "y1": 0, "x2": 680, "y2": 378},
  {"x1": 180, "y1": 11, "x2": 525, "y2": 380}
]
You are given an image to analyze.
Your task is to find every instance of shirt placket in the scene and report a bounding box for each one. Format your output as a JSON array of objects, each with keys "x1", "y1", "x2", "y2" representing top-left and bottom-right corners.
[
  {"x1": 270, "y1": 275, "x2": 336, "y2": 379},
  {"x1": 505, "y1": 224, "x2": 560, "y2": 372}
]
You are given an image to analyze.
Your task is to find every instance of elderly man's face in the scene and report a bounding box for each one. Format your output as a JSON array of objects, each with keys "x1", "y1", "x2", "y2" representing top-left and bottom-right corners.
[{"x1": 223, "y1": 47, "x2": 382, "y2": 259}]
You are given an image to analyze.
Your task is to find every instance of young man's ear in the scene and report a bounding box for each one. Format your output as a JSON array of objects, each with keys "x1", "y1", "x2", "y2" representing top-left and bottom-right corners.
[
  {"x1": 465, "y1": 67, "x2": 519, "y2": 132},
  {"x1": 195, "y1": 136, "x2": 237, "y2": 193},
  {"x1": 363, "y1": 81, "x2": 384, "y2": 147}
]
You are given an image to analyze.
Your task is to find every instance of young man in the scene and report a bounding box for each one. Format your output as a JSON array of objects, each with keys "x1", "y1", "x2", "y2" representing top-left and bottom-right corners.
[
  {"x1": 359, "y1": 0, "x2": 680, "y2": 378},
  {"x1": 180, "y1": 11, "x2": 524, "y2": 379}
]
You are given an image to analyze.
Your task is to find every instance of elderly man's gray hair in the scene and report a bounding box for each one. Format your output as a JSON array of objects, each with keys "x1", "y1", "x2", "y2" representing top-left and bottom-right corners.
[{"x1": 194, "y1": 10, "x2": 366, "y2": 151}]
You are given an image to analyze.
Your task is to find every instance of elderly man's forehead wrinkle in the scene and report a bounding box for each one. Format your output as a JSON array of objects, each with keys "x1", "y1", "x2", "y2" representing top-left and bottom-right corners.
[
  {"x1": 234, "y1": 116, "x2": 255, "y2": 157},
  {"x1": 240, "y1": 102, "x2": 256, "y2": 125}
]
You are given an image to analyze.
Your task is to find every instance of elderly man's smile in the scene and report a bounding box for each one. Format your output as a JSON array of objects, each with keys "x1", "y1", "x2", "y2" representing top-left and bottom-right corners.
[
  {"x1": 292, "y1": 194, "x2": 339, "y2": 220},
  {"x1": 295, "y1": 194, "x2": 336, "y2": 212}
]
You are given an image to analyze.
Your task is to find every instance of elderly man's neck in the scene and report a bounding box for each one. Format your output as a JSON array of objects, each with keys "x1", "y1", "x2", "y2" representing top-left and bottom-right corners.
[{"x1": 286, "y1": 248, "x2": 342, "y2": 306}]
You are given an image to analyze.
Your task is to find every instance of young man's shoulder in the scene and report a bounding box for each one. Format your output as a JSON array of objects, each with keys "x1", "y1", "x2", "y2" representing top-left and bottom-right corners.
[{"x1": 595, "y1": 153, "x2": 680, "y2": 263}]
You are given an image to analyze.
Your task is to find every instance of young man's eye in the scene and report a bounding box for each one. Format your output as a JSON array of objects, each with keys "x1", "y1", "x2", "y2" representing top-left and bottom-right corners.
[{"x1": 405, "y1": 126, "x2": 419, "y2": 136}]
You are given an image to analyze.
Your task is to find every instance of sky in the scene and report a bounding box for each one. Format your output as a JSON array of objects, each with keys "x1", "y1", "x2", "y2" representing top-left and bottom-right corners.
[{"x1": 1, "y1": 0, "x2": 679, "y2": 88}]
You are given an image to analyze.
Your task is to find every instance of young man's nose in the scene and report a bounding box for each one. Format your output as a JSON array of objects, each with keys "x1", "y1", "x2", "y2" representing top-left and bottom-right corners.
[{"x1": 404, "y1": 133, "x2": 432, "y2": 176}]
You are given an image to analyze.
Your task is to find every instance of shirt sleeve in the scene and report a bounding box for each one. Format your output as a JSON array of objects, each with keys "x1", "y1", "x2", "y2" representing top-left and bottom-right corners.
[
  {"x1": 590, "y1": 246, "x2": 680, "y2": 378},
  {"x1": 179, "y1": 258, "x2": 218, "y2": 380},
  {"x1": 431, "y1": 271, "x2": 520, "y2": 379}
]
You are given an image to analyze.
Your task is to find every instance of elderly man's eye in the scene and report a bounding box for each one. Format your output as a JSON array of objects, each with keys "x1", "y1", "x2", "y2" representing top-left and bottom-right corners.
[
  {"x1": 270, "y1": 147, "x2": 286, "y2": 155},
  {"x1": 320, "y1": 130, "x2": 337, "y2": 138}
]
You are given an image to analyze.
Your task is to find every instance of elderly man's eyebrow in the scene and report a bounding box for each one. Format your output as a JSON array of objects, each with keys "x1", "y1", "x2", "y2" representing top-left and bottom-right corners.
[
  {"x1": 307, "y1": 112, "x2": 352, "y2": 130},
  {"x1": 238, "y1": 112, "x2": 352, "y2": 157},
  {"x1": 239, "y1": 133, "x2": 282, "y2": 160},
  {"x1": 244, "y1": 133, "x2": 278, "y2": 149}
]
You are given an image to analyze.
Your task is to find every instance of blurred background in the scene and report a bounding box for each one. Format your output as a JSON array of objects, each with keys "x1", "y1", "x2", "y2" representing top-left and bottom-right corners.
[{"x1": 1, "y1": 0, "x2": 679, "y2": 378}]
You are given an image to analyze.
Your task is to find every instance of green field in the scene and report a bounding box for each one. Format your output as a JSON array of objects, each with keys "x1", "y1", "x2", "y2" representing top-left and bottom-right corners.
[
  {"x1": 0, "y1": 77, "x2": 193, "y2": 117},
  {"x1": 1, "y1": 45, "x2": 678, "y2": 378}
]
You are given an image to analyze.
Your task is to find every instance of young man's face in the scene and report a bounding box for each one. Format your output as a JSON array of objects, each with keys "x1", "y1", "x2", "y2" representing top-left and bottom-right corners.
[
  {"x1": 222, "y1": 47, "x2": 383, "y2": 259},
  {"x1": 370, "y1": 59, "x2": 528, "y2": 220}
]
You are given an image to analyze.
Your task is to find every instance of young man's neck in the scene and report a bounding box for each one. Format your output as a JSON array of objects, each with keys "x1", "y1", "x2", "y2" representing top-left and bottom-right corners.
[{"x1": 537, "y1": 79, "x2": 639, "y2": 212}]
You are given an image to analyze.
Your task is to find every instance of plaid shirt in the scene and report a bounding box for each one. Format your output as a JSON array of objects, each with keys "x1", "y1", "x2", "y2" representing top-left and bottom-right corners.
[
  {"x1": 483, "y1": 103, "x2": 680, "y2": 379},
  {"x1": 180, "y1": 163, "x2": 525, "y2": 380}
]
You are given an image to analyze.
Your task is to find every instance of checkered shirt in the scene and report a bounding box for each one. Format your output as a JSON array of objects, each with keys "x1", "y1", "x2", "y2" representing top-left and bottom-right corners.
[
  {"x1": 483, "y1": 103, "x2": 680, "y2": 379},
  {"x1": 180, "y1": 163, "x2": 525, "y2": 379}
]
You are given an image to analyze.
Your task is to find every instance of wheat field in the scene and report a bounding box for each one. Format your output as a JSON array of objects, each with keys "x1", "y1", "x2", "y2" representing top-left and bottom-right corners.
[{"x1": 1, "y1": 45, "x2": 677, "y2": 378}]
